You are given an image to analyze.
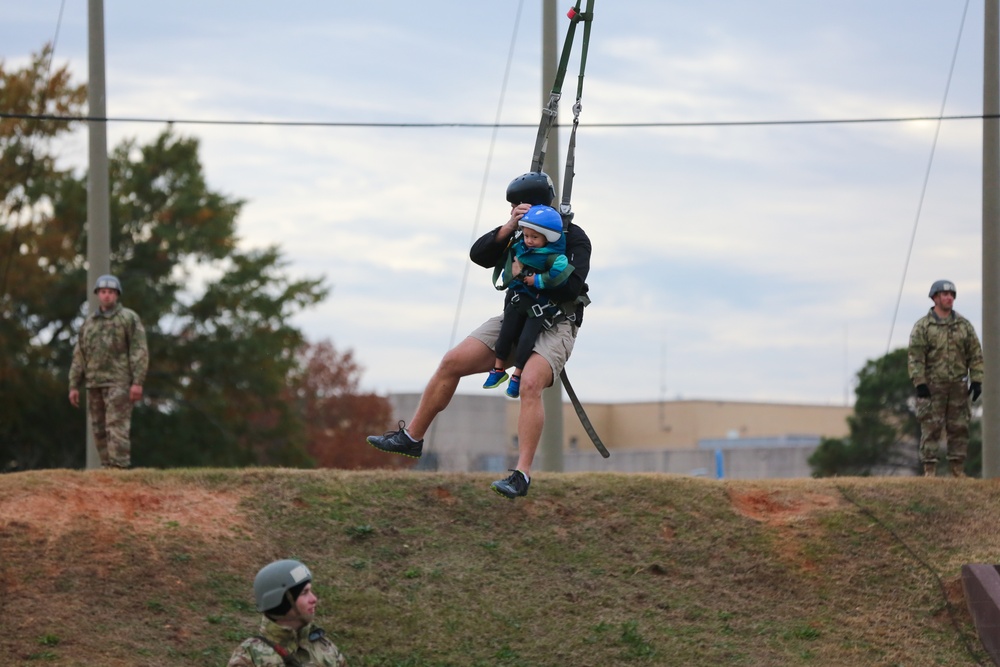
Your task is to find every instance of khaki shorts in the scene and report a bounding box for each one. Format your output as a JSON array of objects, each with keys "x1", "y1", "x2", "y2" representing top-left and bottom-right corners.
[{"x1": 469, "y1": 314, "x2": 578, "y2": 380}]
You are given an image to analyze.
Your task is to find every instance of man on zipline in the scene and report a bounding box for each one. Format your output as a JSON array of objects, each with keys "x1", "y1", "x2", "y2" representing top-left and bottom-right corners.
[{"x1": 367, "y1": 171, "x2": 592, "y2": 499}]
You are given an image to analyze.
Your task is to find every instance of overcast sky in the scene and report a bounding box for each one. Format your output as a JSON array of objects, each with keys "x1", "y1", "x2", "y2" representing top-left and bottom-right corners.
[{"x1": 2, "y1": 1, "x2": 989, "y2": 406}]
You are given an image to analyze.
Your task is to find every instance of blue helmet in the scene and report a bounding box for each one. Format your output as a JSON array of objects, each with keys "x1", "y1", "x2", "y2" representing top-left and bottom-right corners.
[{"x1": 519, "y1": 205, "x2": 563, "y2": 243}]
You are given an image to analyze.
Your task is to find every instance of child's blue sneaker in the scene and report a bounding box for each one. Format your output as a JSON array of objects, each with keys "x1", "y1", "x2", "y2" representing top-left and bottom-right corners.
[
  {"x1": 506, "y1": 375, "x2": 521, "y2": 398},
  {"x1": 483, "y1": 368, "x2": 509, "y2": 389}
]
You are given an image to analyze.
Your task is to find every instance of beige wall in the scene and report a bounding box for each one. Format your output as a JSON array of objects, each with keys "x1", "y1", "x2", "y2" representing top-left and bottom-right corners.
[
  {"x1": 509, "y1": 398, "x2": 852, "y2": 452},
  {"x1": 392, "y1": 392, "x2": 853, "y2": 471}
]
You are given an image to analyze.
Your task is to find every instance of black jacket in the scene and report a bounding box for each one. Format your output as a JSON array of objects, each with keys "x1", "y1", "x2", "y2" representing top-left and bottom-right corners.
[{"x1": 470, "y1": 223, "x2": 591, "y2": 326}]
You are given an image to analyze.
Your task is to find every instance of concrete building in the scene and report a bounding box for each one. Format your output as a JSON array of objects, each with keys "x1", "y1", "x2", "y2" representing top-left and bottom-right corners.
[{"x1": 389, "y1": 393, "x2": 852, "y2": 479}]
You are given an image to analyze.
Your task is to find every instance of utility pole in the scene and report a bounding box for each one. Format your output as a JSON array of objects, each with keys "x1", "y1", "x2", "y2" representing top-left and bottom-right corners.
[
  {"x1": 86, "y1": 0, "x2": 111, "y2": 469},
  {"x1": 538, "y1": 0, "x2": 565, "y2": 472},
  {"x1": 984, "y1": 0, "x2": 1000, "y2": 478}
]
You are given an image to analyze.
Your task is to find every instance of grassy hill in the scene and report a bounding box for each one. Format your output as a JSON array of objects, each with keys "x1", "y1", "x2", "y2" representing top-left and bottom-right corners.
[{"x1": 0, "y1": 469, "x2": 997, "y2": 666}]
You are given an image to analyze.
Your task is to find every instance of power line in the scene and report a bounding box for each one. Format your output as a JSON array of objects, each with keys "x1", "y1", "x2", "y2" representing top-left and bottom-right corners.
[{"x1": 0, "y1": 110, "x2": 992, "y2": 129}]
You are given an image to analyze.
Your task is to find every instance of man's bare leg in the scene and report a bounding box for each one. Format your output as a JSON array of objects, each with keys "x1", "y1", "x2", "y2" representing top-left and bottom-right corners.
[
  {"x1": 406, "y1": 337, "x2": 495, "y2": 440},
  {"x1": 511, "y1": 352, "x2": 552, "y2": 478}
]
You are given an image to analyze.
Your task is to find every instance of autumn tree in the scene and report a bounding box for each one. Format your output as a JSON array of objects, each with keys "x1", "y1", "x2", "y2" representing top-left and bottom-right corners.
[
  {"x1": 1, "y1": 46, "x2": 387, "y2": 470},
  {"x1": 291, "y1": 340, "x2": 407, "y2": 469},
  {"x1": 0, "y1": 45, "x2": 89, "y2": 468}
]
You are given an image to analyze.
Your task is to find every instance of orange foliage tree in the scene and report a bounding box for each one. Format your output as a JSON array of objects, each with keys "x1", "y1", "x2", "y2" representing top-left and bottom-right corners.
[{"x1": 291, "y1": 339, "x2": 410, "y2": 469}]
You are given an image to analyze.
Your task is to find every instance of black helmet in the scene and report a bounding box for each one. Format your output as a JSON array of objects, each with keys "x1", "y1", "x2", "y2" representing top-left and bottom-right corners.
[
  {"x1": 506, "y1": 172, "x2": 555, "y2": 206},
  {"x1": 928, "y1": 280, "x2": 957, "y2": 298}
]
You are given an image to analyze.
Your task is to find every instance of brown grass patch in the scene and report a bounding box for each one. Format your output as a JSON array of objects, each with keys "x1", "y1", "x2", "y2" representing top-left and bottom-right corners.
[{"x1": 0, "y1": 469, "x2": 248, "y2": 539}]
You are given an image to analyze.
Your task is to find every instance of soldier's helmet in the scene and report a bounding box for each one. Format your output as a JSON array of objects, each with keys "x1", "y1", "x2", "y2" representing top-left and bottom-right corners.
[
  {"x1": 506, "y1": 171, "x2": 555, "y2": 207},
  {"x1": 253, "y1": 559, "x2": 312, "y2": 613},
  {"x1": 928, "y1": 279, "x2": 957, "y2": 298},
  {"x1": 93, "y1": 274, "x2": 122, "y2": 295}
]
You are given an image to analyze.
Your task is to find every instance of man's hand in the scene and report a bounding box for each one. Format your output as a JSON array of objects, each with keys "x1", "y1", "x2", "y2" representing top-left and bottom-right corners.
[
  {"x1": 500, "y1": 203, "x2": 531, "y2": 238},
  {"x1": 130, "y1": 384, "x2": 143, "y2": 402},
  {"x1": 511, "y1": 257, "x2": 523, "y2": 277},
  {"x1": 69, "y1": 389, "x2": 80, "y2": 407},
  {"x1": 916, "y1": 384, "x2": 931, "y2": 398},
  {"x1": 969, "y1": 381, "x2": 982, "y2": 402}
]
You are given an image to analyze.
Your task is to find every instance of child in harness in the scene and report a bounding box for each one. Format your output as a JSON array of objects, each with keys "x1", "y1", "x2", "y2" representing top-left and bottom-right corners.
[{"x1": 484, "y1": 204, "x2": 574, "y2": 398}]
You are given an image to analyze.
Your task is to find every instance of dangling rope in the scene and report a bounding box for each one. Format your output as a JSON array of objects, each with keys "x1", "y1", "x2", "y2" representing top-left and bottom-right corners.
[{"x1": 526, "y1": 2, "x2": 607, "y2": 457}]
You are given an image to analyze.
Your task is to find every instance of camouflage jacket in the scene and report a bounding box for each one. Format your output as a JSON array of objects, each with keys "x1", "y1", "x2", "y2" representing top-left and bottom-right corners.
[
  {"x1": 227, "y1": 617, "x2": 347, "y2": 667},
  {"x1": 69, "y1": 303, "x2": 149, "y2": 390},
  {"x1": 907, "y1": 308, "x2": 984, "y2": 386}
]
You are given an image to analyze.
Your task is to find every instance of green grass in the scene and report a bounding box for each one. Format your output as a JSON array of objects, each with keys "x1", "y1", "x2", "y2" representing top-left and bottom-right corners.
[{"x1": 0, "y1": 469, "x2": 996, "y2": 666}]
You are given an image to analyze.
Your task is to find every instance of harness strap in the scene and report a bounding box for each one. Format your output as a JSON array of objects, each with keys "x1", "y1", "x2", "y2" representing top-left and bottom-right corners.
[
  {"x1": 254, "y1": 636, "x2": 303, "y2": 667},
  {"x1": 561, "y1": 367, "x2": 609, "y2": 457},
  {"x1": 530, "y1": 1, "x2": 594, "y2": 179},
  {"x1": 493, "y1": 238, "x2": 575, "y2": 292},
  {"x1": 492, "y1": 237, "x2": 519, "y2": 291},
  {"x1": 559, "y1": 0, "x2": 595, "y2": 226}
]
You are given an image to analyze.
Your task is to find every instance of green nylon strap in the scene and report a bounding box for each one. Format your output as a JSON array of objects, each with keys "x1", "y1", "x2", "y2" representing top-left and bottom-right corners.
[
  {"x1": 254, "y1": 636, "x2": 303, "y2": 667},
  {"x1": 493, "y1": 246, "x2": 573, "y2": 292},
  {"x1": 560, "y1": 0, "x2": 595, "y2": 218},
  {"x1": 541, "y1": 261, "x2": 574, "y2": 289},
  {"x1": 530, "y1": 0, "x2": 594, "y2": 175},
  {"x1": 492, "y1": 238, "x2": 518, "y2": 291}
]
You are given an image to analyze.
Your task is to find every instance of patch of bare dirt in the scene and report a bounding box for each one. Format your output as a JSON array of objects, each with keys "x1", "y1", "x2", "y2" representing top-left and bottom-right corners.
[
  {"x1": 728, "y1": 487, "x2": 844, "y2": 524},
  {"x1": 0, "y1": 471, "x2": 248, "y2": 539},
  {"x1": 728, "y1": 486, "x2": 846, "y2": 574}
]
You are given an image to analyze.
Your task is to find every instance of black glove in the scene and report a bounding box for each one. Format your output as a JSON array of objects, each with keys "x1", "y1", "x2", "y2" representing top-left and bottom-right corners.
[
  {"x1": 970, "y1": 381, "x2": 982, "y2": 402},
  {"x1": 916, "y1": 384, "x2": 931, "y2": 398}
]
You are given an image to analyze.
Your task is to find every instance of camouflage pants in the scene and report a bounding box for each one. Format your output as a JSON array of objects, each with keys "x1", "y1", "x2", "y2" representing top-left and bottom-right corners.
[
  {"x1": 914, "y1": 380, "x2": 970, "y2": 464},
  {"x1": 87, "y1": 386, "x2": 134, "y2": 468}
]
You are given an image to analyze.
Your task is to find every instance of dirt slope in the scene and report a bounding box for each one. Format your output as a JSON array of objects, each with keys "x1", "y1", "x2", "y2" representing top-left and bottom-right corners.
[{"x1": 0, "y1": 469, "x2": 997, "y2": 666}]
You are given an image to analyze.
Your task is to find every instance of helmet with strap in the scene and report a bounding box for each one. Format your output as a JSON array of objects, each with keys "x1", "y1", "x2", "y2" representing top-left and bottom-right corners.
[{"x1": 253, "y1": 559, "x2": 312, "y2": 613}]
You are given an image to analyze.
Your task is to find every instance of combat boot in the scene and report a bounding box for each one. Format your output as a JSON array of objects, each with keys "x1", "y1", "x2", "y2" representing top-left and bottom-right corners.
[
  {"x1": 950, "y1": 460, "x2": 966, "y2": 478},
  {"x1": 923, "y1": 462, "x2": 937, "y2": 477}
]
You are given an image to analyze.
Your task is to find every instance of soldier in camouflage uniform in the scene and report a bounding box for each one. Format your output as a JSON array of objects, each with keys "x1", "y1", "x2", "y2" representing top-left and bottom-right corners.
[
  {"x1": 228, "y1": 559, "x2": 348, "y2": 667},
  {"x1": 68, "y1": 275, "x2": 148, "y2": 469},
  {"x1": 908, "y1": 279, "x2": 984, "y2": 477}
]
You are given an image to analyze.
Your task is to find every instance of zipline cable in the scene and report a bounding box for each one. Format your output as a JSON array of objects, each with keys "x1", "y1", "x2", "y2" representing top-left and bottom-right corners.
[
  {"x1": 447, "y1": 0, "x2": 526, "y2": 351},
  {"x1": 883, "y1": 0, "x2": 971, "y2": 362}
]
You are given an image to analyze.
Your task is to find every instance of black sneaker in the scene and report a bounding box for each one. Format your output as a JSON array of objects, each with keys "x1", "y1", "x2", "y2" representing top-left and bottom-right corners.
[
  {"x1": 491, "y1": 469, "x2": 530, "y2": 499},
  {"x1": 367, "y1": 421, "x2": 423, "y2": 458}
]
